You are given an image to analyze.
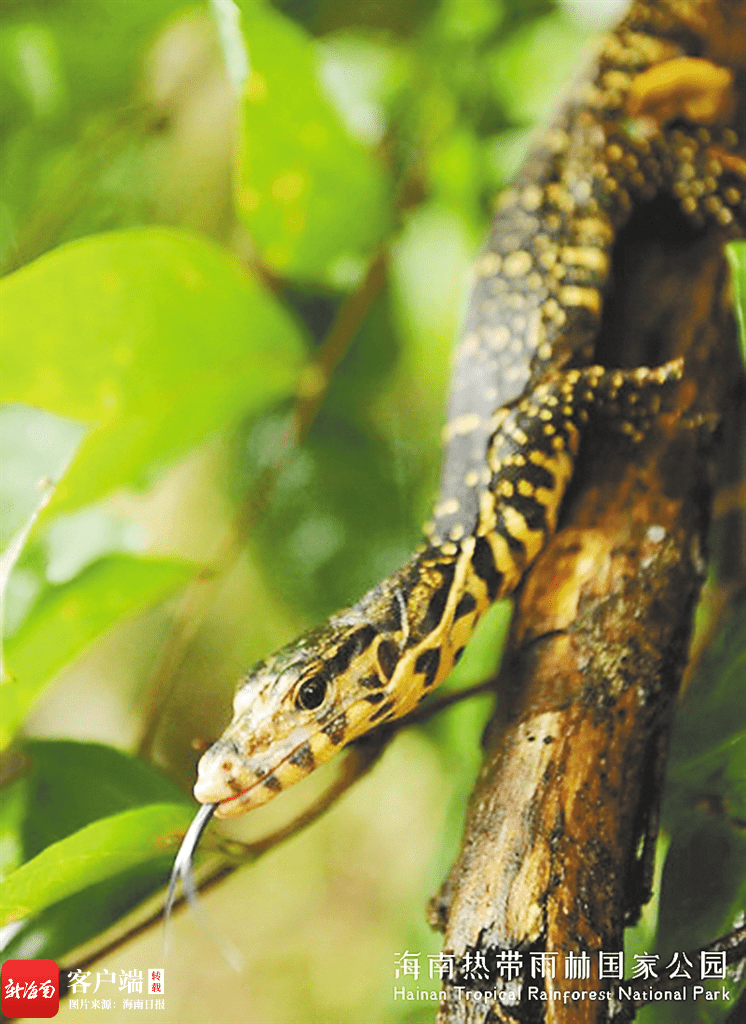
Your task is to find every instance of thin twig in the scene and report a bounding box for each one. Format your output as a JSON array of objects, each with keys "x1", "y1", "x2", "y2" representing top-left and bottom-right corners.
[
  {"x1": 63, "y1": 670, "x2": 498, "y2": 978},
  {"x1": 61, "y1": 731, "x2": 391, "y2": 979}
]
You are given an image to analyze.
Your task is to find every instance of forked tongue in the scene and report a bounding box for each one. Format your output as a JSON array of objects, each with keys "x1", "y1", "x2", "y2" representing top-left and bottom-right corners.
[{"x1": 164, "y1": 802, "x2": 243, "y2": 971}]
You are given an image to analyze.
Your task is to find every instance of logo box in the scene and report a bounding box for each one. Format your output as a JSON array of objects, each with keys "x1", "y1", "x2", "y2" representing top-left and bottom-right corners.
[{"x1": 1, "y1": 959, "x2": 59, "y2": 1018}]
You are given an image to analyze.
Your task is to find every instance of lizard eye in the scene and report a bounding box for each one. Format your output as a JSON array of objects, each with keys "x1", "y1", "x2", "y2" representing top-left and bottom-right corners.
[{"x1": 296, "y1": 674, "x2": 327, "y2": 711}]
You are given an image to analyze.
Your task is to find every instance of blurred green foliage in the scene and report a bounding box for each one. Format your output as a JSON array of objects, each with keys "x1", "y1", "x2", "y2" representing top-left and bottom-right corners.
[
  {"x1": 1, "y1": 228, "x2": 306, "y2": 514},
  {"x1": 235, "y1": 0, "x2": 391, "y2": 280},
  {"x1": 628, "y1": 599, "x2": 746, "y2": 1024},
  {"x1": 0, "y1": 1, "x2": 743, "y2": 1023}
]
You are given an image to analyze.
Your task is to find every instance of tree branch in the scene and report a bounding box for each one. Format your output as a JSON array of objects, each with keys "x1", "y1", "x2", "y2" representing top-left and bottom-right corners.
[{"x1": 429, "y1": 194, "x2": 743, "y2": 1024}]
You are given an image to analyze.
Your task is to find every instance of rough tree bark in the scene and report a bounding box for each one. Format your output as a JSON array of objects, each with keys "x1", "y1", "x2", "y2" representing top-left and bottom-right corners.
[{"x1": 427, "y1": 5, "x2": 746, "y2": 1023}]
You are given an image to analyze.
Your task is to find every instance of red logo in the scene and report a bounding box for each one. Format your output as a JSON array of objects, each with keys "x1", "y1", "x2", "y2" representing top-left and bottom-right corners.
[{"x1": 1, "y1": 960, "x2": 59, "y2": 1018}]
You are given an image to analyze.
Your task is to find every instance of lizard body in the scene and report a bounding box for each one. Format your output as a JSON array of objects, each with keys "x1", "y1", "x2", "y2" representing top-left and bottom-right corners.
[{"x1": 181, "y1": 0, "x2": 744, "y2": 827}]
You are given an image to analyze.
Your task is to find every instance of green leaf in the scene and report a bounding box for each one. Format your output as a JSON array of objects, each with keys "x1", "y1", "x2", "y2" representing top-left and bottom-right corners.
[
  {"x1": 235, "y1": 0, "x2": 390, "y2": 280},
  {"x1": 18, "y1": 740, "x2": 191, "y2": 858},
  {"x1": 665, "y1": 601, "x2": 746, "y2": 826},
  {"x1": 0, "y1": 802, "x2": 193, "y2": 925},
  {"x1": 726, "y1": 241, "x2": 746, "y2": 367},
  {"x1": 637, "y1": 820, "x2": 746, "y2": 1024},
  {"x1": 657, "y1": 815, "x2": 746, "y2": 957},
  {"x1": 641, "y1": 600, "x2": 746, "y2": 1023},
  {"x1": 1, "y1": 860, "x2": 174, "y2": 962},
  {"x1": 0, "y1": 227, "x2": 307, "y2": 516},
  {"x1": 1, "y1": 555, "x2": 194, "y2": 748},
  {"x1": 0, "y1": 740, "x2": 192, "y2": 958}
]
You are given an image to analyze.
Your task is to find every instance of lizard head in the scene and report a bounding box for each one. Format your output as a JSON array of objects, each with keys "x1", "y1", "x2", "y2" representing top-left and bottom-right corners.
[
  {"x1": 193, "y1": 612, "x2": 406, "y2": 819},
  {"x1": 192, "y1": 546, "x2": 469, "y2": 818}
]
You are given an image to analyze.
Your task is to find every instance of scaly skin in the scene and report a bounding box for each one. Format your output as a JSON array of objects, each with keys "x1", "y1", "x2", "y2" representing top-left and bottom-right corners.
[
  {"x1": 189, "y1": 0, "x2": 745, "y2": 822},
  {"x1": 194, "y1": 361, "x2": 681, "y2": 818}
]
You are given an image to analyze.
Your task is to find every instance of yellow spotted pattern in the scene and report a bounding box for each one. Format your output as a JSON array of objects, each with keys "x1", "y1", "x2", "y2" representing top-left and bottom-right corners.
[{"x1": 186, "y1": 0, "x2": 743, "y2": 823}]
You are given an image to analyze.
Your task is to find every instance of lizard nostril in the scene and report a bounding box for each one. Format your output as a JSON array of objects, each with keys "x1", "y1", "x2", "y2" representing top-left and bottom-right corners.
[{"x1": 194, "y1": 743, "x2": 248, "y2": 805}]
